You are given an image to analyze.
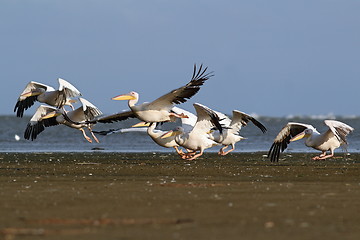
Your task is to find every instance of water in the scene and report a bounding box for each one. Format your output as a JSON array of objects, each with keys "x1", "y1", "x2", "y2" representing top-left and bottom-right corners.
[{"x1": 1, "y1": 115, "x2": 359, "y2": 153}]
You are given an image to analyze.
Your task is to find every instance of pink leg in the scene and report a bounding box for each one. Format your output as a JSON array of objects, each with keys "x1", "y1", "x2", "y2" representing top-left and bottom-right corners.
[
  {"x1": 89, "y1": 128, "x2": 100, "y2": 143},
  {"x1": 218, "y1": 145, "x2": 228, "y2": 155},
  {"x1": 187, "y1": 150, "x2": 204, "y2": 161},
  {"x1": 174, "y1": 146, "x2": 184, "y2": 156},
  {"x1": 80, "y1": 128, "x2": 92, "y2": 143},
  {"x1": 219, "y1": 145, "x2": 235, "y2": 156},
  {"x1": 169, "y1": 112, "x2": 189, "y2": 119},
  {"x1": 313, "y1": 151, "x2": 334, "y2": 160}
]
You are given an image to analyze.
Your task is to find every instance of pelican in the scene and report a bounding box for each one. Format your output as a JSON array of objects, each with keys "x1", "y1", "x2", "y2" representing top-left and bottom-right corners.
[
  {"x1": 14, "y1": 78, "x2": 82, "y2": 117},
  {"x1": 98, "y1": 64, "x2": 213, "y2": 124},
  {"x1": 24, "y1": 98, "x2": 102, "y2": 143},
  {"x1": 95, "y1": 106, "x2": 197, "y2": 156},
  {"x1": 268, "y1": 120, "x2": 354, "y2": 162},
  {"x1": 131, "y1": 106, "x2": 198, "y2": 156},
  {"x1": 210, "y1": 110, "x2": 267, "y2": 155},
  {"x1": 161, "y1": 103, "x2": 223, "y2": 161}
]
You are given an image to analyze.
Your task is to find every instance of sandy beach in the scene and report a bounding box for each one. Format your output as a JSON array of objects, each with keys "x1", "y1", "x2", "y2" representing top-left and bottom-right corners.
[{"x1": 1, "y1": 152, "x2": 360, "y2": 240}]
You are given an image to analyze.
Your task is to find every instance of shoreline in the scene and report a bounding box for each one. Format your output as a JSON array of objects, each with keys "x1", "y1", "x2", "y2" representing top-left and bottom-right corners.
[{"x1": 1, "y1": 152, "x2": 360, "y2": 239}]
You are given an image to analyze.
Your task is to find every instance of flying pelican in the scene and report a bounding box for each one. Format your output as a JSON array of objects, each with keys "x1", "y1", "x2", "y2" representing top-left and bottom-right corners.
[
  {"x1": 14, "y1": 78, "x2": 82, "y2": 117},
  {"x1": 161, "y1": 103, "x2": 223, "y2": 161},
  {"x1": 95, "y1": 106, "x2": 197, "y2": 156},
  {"x1": 210, "y1": 110, "x2": 267, "y2": 155},
  {"x1": 96, "y1": 64, "x2": 213, "y2": 124},
  {"x1": 24, "y1": 98, "x2": 102, "y2": 143},
  {"x1": 268, "y1": 120, "x2": 354, "y2": 162},
  {"x1": 131, "y1": 106, "x2": 198, "y2": 156}
]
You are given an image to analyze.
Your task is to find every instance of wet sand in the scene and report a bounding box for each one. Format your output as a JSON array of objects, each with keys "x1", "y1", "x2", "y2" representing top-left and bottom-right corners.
[{"x1": 1, "y1": 152, "x2": 360, "y2": 240}]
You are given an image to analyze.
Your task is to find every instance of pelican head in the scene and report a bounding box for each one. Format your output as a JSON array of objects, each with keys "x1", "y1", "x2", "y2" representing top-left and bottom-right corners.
[
  {"x1": 161, "y1": 126, "x2": 184, "y2": 139},
  {"x1": 112, "y1": 91, "x2": 138, "y2": 101},
  {"x1": 290, "y1": 129, "x2": 313, "y2": 142}
]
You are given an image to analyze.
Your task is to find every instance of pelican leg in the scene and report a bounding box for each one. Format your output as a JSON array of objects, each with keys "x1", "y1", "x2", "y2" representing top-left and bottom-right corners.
[
  {"x1": 80, "y1": 128, "x2": 92, "y2": 143},
  {"x1": 89, "y1": 128, "x2": 100, "y2": 143},
  {"x1": 220, "y1": 144, "x2": 235, "y2": 156},
  {"x1": 182, "y1": 150, "x2": 196, "y2": 159},
  {"x1": 313, "y1": 151, "x2": 333, "y2": 160},
  {"x1": 218, "y1": 145, "x2": 228, "y2": 155},
  {"x1": 169, "y1": 112, "x2": 189, "y2": 119},
  {"x1": 173, "y1": 146, "x2": 184, "y2": 156},
  {"x1": 187, "y1": 150, "x2": 204, "y2": 161}
]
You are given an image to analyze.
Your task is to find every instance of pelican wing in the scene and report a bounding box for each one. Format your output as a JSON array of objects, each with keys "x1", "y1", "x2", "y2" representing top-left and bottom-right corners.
[
  {"x1": 95, "y1": 110, "x2": 137, "y2": 123},
  {"x1": 24, "y1": 105, "x2": 60, "y2": 141},
  {"x1": 230, "y1": 110, "x2": 267, "y2": 133},
  {"x1": 268, "y1": 122, "x2": 313, "y2": 162},
  {"x1": 14, "y1": 81, "x2": 53, "y2": 117},
  {"x1": 324, "y1": 120, "x2": 354, "y2": 144},
  {"x1": 214, "y1": 110, "x2": 232, "y2": 128},
  {"x1": 58, "y1": 78, "x2": 82, "y2": 98},
  {"x1": 171, "y1": 106, "x2": 197, "y2": 132},
  {"x1": 192, "y1": 103, "x2": 222, "y2": 135},
  {"x1": 146, "y1": 64, "x2": 213, "y2": 111},
  {"x1": 79, "y1": 98, "x2": 103, "y2": 121}
]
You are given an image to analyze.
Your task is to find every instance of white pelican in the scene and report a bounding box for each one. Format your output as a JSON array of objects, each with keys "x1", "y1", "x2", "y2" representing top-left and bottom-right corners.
[
  {"x1": 210, "y1": 110, "x2": 267, "y2": 155},
  {"x1": 131, "y1": 106, "x2": 198, "y2": 156},
  {"x1": 14, "y1": 78, "x2": 82, "y2": 117},
  {"x1": 268, "y1": 120, "x2": 354, "y2": 162},
  {"x1": 102, "y1": 64, "x2": 213, "y2": 124},
  {"x1": 161, "y1": 103, "x2": 223, "y2": 161},
  {"x1": 24, "y1": 98, "x2": 102, "y2": 143},
  {"x1": 94, "y1": 106, "x2": 197, "y2": 156}
]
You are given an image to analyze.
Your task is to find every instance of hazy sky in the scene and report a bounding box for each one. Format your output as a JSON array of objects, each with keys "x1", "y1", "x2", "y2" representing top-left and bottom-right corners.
[{"x1": 1, "y1": 0, "x2": 359, "y2": 117}]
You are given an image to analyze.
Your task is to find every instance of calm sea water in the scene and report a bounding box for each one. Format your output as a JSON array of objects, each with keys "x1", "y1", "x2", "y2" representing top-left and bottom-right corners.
[{"x1": 1, "y1": 115, "x2": 359, "y2": 153}]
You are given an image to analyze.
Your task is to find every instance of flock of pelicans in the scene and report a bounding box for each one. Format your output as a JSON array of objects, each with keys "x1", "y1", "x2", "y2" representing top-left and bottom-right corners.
[{"x1": 14, "y1": 64, "x2": 355, "y2": 161}]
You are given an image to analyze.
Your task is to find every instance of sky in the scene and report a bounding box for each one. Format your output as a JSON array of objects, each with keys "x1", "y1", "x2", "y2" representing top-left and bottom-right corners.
[{"x1": 1, "y1": 0, "x2": 359, "y2": 117}]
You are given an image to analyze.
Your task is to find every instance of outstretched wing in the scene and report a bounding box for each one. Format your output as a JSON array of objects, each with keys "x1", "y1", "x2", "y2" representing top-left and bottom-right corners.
[
  {"x1": 55, "y1": 78, "x2": 82, "y2": 109},
  {"x1": 171, "y1": 106, "x2": 197, "y2": 133},
  {"x1": 268, "y1": 122, "x2": 313, "y2": 162},
  {"x1": 24, "y1": 105, "x2": 60, "y2": 141},
  {"x1": 230, "y1": 110, "x2": 267, "y2": 134},
  {"x1": 79, "y1": 98, "x2": 102, "y2": 121},
  {"x1": 324, "y1": 120, "x2": 354, "y2": 144},
  {"x1": 192, "y1": 103, "x2": 223, "y2": 135},
  {"x1": 14, "y1": 81, "x2": 52, "y2": 117},
  {"x1": 95, "y1": 110, "x2": 137, "y2": 123},
  {"x1": 146, "y1": 64, "x2": 214, "y2": 111}
]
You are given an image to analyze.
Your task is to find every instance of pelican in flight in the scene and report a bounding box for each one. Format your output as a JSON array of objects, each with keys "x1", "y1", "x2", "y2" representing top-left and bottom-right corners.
[
  {"x1": 14, "y1": 78, "x2": 81, "y2": 117},
  {"x1": 97, "y1": 64, "x2": 213, "y2": 124},
  {"x1": 210, "y1": 110, "x2": 267, "y2": 155},
  {"x1": 95, "y1": 106, "x2": 197, "y2": 156},
  {"x1": 131, "y1": 106, "x2": 198, "y2": 156},
  {"x1": 268, "y1": 120, "x2": 354, "y2": 162},
  {"x1": 24, "y1": 98, "x2": 102, "y2": 143},
  {"x1": 161, "y1": 103, "x2": 223, "y2": 161}
]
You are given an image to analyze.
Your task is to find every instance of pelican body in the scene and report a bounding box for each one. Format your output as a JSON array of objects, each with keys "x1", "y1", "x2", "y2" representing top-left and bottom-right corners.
[
  {"x1": 24, "y1": 98, "x2": 102, "y2": 143},
  {"x1": 268, "y1": 120, "x2": 354, "y2": 162},
  {"x1": 162, "y1": 103, "x2": 223, "y2": 160},
  {"x1": 210, "y1": 110, "x2": 267, "y2": 155},
  {"x1": 106, "y1": 64, "x2": 213, "y2": 124},
  {"x1": 14, "y1": 78, "x2": 81, "y2": 117}
]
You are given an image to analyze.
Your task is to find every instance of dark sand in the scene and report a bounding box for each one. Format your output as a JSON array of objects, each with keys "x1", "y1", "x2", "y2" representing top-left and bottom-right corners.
[{"x1": 1, "y1": 152, "x2": 360, "y2": 240}]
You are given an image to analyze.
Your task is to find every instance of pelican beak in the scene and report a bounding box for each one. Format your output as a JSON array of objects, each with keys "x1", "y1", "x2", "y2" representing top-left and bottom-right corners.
[
  {"x1": 290, "y1": 131, "x2": 306, "y2": 142},
  {"x1": 40, "y1": 111, "x2": 61, "y2": 120},
  {"x1": 161, "y1": 130, "x2": 180, "y2": 139},
  {"x1": 112, "y1": 94, "x2": 136, "y2": 101},
  {"x1": 132, "y1": 122, "x2": 150, "y2": 127}
]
